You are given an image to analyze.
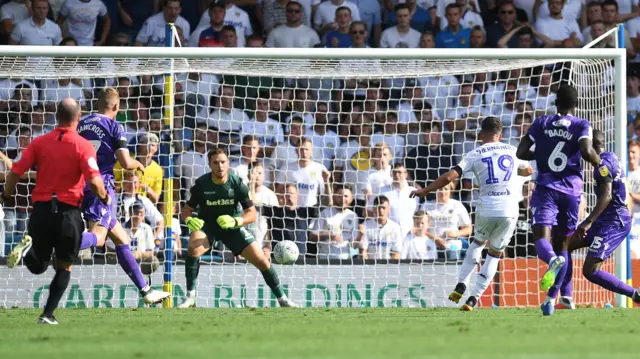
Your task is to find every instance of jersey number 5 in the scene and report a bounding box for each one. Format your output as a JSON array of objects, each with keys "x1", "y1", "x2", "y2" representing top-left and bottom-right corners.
[
  {"x1": 481, "y1": 155, "x2": 514, "y2": 184},
  {"x1": 548, "y1": 142, "x2": 568, "y2": 172}
]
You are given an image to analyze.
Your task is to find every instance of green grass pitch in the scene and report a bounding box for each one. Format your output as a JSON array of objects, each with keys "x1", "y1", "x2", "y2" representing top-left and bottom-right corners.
[{"x1": 0, "y1": 308, "x2": 638, "y2": 359}]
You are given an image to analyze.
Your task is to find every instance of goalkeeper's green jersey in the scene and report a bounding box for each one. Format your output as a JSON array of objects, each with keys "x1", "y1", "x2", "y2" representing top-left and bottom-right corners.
[{"x1": 186, "y1": 172, "x2": 253, "y2": 233}]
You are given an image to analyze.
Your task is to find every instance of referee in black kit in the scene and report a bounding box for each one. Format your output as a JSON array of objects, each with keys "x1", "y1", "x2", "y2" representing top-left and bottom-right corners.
[{"x1": 3, "y1": 98, "x2": 110, "y2": 325}]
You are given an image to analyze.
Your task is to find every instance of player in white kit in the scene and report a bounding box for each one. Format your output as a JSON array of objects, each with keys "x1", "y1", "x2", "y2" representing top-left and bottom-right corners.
[{"x1": 411, "y1": 117, "x2": 533, "y2": 311}]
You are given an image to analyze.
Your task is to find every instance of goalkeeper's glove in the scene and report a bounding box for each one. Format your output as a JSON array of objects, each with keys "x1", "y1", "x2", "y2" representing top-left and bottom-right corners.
[
  {"x1": 217, "y1": 215, "x2": 243, "y2": 229},
  {"x1": 185, "y1": 216, "x2": 204, "y2": 232}
]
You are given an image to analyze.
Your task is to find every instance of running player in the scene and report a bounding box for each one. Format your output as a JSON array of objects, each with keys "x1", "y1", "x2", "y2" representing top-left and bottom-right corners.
[
  {"x1": 568, "y1": 130, "x2": 640, "y2": 306},
  {"x1": 411, "y1": 117, "x2": 533, "y2": 311},
  {"x1": 516, "y1": 84, "x2": 601, "y2": 315},
  {"x1": 77, "y1": 88, "x2": 170, "y2": 305},
  {"x1": 178, "y1": 147, "x2": 297, "y2": 308}
]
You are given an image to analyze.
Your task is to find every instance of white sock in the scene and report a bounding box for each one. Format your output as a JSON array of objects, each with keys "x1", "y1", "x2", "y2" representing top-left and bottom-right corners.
[
  {"x1": 188, "y1": 290, "x2": 196, "y2": 297},
  {"x1": 458, "y1": 241, "x2": 484, "y2": 286},
  {"x1": 471, "y1": 253, "x2": 501, "y2": 298},
  {"x1": 278, "y1": 294, "x2": 288, "y2": 301}
]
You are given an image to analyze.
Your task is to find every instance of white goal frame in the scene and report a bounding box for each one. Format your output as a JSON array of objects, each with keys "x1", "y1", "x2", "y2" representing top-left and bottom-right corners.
[{"x1": 0, "y1": 46, "x2": 628, "y2": 308}]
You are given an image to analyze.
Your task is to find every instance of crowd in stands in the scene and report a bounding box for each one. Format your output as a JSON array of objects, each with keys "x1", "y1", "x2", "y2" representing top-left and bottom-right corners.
[{"x1": 0, "y1": 0, "x2": 639, "y2": 266}]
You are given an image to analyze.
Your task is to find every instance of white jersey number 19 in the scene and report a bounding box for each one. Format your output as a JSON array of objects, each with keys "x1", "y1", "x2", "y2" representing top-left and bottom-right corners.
[{"x1": 481, "y1": 154, "x2": 514, "y2": 184}]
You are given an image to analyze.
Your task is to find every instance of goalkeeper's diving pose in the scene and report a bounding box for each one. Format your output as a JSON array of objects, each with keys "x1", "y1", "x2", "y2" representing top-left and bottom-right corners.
[{"x1": 178, "y1": 147, "x2": 298, "y2": 308}]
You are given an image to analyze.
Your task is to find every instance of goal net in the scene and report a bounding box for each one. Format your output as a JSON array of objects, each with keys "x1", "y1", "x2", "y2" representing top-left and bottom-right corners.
[{"x1": 0, "y1": 47, "x2": 627, "y2": 309}]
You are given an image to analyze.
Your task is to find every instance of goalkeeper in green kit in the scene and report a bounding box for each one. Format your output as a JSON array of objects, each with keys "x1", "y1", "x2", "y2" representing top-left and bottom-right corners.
[{"x1": 178, "y1": 147, "x2": 298, "y2": 308}]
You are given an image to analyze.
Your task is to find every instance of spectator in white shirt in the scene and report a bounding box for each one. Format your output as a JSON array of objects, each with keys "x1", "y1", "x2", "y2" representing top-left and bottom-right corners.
[
  {"x1": 628, "y1": 73, "x2": 640, "y2": 118},
  {"x1": 314, "y1": 0, "x2": 360, "y2": 34},
  {"x1": 57, "y1": 0, "x2": 110, "y2": 46},
  {"x1": 122, "y1": 202, "x2": 160, "y2": 275},
  {"x1": 1, "y1": 0, "x2": 32, "y2": 37},
  {"x1": 118, "y1": 171, "x2": 165, "y2": 240},
  {"x1": 356, "y1": 195, "x2": 403, "y2": 260},
  {"x1": 371, "y1": 111, "x2": 406, "y2": 160},
  {"x1": 380, "y1": 4, "x2": 421, "y2": 48},
  {"x1": 247, "y1": 162, "x2": 279, "y2": 252},
  {"x1": 534, "y1": 0, "x2": 583, "y2": 23},
  {"x1": 266, "y1": 1, "x2": 320, "y2": 47},
  {"x1": 375, "y1": 163, "x2": 419, "y2": 236},
  {"x1": 401, "y1": 211, "x2": 445, "y2": 260},
  {"x1": 275, "y1": 137, "x2": 332, "y2": 207},
  {"x1": 333, "y1": 113, "x2": 375, "y2": 211},
  {"x1": 175, "y1": 124, "x2": 209, "y2": 200},
  {"x1": 533, "y1": 0, "x2": 582, "y2": 47},
  {"x1": 9, "y1": 0, "x2": 62, "y2": 45},
  {"x1": 6, "y1": 105, "x2": 48, "y2": 149},
  {"x1": 421, "y1": 182, "x2": 472, "y2": 260},
  {"x1": 197, "y1": 0, "x2": 252, "y2": 47},
  {"x1": 308, "y1": 101, "x2": 339, "y2": 170},
  {"x1": 583, "y1": 0, "x2": 636, "y2": 58},
  {"x1": 365, "y1": 143, "x2": 393, "y2": 201},
  {"x1": 231, "y1": 134, "x2": 270, "y2": 186},
  {"x1": 135, "y1": 0, "x2": 190, "y2": 47},
  {"x1": 41, "y1": 78, "x2": 86, "y2": 114},
  {"x1": 241, "y1": 95, "x2": 284, "y2": 158},
  {"x1": 580, "y1": 1, "x2": 602, "y2": 39},
  {"x1": 202, "y1": 84, "x2": 249, "y2": 154},
  {"x1": 268, "y1": 114, "x2": 323, "y2": 175},
  {"x1": 627, "y1": 140, "x2": 640, "y2": 213},
  {"x1": 310, "y1": 185, "x2": 359, "y2": 259}
]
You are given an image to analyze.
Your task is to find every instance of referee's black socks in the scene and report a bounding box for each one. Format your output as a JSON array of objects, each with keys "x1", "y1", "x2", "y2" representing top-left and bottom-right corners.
[
  {"x1": 23, "y1": 248, "x2": 47, "y2": 275},
  {"x1": 43, "y1": 269, "x2": 71, "y2": 318}
]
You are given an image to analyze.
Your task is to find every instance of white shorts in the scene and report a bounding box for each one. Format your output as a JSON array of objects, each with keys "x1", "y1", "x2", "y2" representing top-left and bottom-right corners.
[{"x1": 473, "y1": 215, "x2": 518, "y2": 251}]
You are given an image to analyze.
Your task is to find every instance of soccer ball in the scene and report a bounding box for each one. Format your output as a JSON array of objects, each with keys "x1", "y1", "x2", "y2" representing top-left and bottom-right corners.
[{"x1": 273, "y1": 240, "x2": 299, "y2": 265}]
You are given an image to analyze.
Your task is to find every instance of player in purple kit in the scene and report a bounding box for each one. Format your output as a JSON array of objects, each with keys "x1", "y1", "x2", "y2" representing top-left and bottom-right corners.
[
  {"x1": 568, "y1": 130, "x2": 640, "y2": 304},
  {"x1": 77, "y1": 88, "x2": 170, "y2": 305},
  {"x1": 516, "y1": 84, "x2": 601, "y2": 315}
]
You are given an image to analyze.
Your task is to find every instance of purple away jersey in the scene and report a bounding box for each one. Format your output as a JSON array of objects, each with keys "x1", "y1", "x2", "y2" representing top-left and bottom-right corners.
[
  {"x1": 586, "y1": 152, "x2": 632, "y2": 260},
  {"x1": 78, "y1": 113, "x2": 127, "y2": 230},
  {"x1": 78, "y1": 113, "x2": 127, "y2": 188},
  {"x1": 528, "y1": 114, "x2": 592, "y2": 196}
]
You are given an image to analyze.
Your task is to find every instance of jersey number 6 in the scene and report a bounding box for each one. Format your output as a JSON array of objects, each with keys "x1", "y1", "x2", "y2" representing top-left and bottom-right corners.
[{"x1": 548, "y1": 142, "x2": 568, "y2": 172}]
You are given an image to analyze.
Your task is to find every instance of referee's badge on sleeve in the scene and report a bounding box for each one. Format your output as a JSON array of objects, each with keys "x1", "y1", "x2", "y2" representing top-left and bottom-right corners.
[{"x1": 88, "y1": 157, "x2": 99, "y2": 170}]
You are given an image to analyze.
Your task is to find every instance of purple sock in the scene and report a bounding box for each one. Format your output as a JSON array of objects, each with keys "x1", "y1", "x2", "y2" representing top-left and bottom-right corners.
[
  {"x1": 115, "y1": 244, "x2": 148, "y2": 291},
  {"x1": 547, "y1": 251, "x2": 569, "y2": 299},
  {"x1": 560, "y1": 252, "x2": 573, "y2": 298},
  {"x1": 586, "y1": 269, "x2": 636, "y2": 298},
  {"x1": 79, "y1": 232, "x2": 98, "y2": 250},
  {"x1": 535, "y1": 239, "x2": 555, "y2": 264}
]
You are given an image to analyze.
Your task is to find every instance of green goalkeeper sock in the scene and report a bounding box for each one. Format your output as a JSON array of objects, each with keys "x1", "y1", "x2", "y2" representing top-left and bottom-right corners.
[
  {"x1": 185, "y1": 256, "x2": 200, "y2": 292},
  {"x1": 261, "y1": 266, "x2": 284, "y2": 298}
]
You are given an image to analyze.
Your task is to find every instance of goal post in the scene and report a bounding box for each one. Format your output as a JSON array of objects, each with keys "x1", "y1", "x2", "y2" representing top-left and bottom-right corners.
[{"x1": 0, "y1": 46, "x2": 628, "y2": 309}]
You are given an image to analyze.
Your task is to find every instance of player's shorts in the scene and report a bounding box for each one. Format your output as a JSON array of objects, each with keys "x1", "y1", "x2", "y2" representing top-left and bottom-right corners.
[
  {"x1": 473, "y1": 215, "x2": 518, "y2": 251},
  {"x1": 203, "y1": 226, "x2": 256, "y2": 256},
  {"x1": 81, "y1": 186, "x2": 117, "y2": 230},
  {"x1": 586, "y1": 218, "x2": 632, "y2": 261},
  {"x1": 529, "y1": 186, "x2": 581, "y2": 237},
  {"x1": 29, "y1": 200, "x2": 84, "y2": 263}
]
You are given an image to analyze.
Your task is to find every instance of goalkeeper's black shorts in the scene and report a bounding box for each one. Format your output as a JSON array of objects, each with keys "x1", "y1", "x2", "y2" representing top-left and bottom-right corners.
[{"x1": 28, "y1": 200, "x2": 84, "y2": 263}]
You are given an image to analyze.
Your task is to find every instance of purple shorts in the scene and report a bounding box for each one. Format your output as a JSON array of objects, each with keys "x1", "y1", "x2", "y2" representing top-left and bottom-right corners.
[
  {"x1": 586, "y1": 219, "x2": 632, "y2": 261},
  {"x1": 81, "y1": 187, "x2": 117, "y2": 230},
  {"x1": 529, "y1": 186, "x2": 580, "y2": 237}
]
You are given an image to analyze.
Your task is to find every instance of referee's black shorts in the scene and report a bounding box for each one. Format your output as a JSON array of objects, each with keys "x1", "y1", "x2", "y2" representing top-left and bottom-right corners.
[{"x1": 28, "y1": 200, "x2": 85, "y2": 263}]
